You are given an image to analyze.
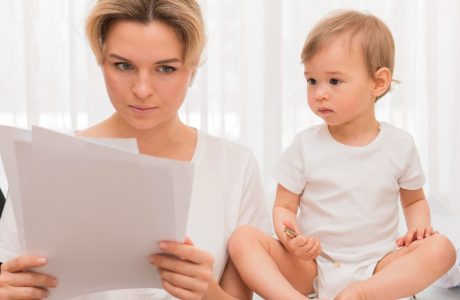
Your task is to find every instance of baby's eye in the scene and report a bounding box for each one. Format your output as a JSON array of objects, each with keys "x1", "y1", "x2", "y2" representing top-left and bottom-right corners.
[
  {"x1": 115, "y1": 62, "x2": 134, "y2": 71},
  {"x1": 158, "y1": 65, "x2": 176, "y2": 73},
  {"x1": 330, "y1": 78, "x2": 342, "y2": 85},
  {"x1": 306, "y1": 78, "x2": 317, "y2": 85}
]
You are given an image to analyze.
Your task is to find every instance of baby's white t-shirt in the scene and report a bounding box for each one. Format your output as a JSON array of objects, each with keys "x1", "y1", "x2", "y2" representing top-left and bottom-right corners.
[{"x1": 274, "y1": 122, "x2": 425, "y2": 263}]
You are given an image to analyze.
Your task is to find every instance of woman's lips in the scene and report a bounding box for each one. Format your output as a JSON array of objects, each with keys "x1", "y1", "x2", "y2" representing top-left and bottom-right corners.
[{"x1": 129, "y1": 105, "x2": 158, "y2": 116}]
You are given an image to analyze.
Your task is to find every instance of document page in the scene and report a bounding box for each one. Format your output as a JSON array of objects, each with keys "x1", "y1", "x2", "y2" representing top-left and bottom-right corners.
[{"x1": 0, "y1": 126, "x2": 194, "y2": 300}]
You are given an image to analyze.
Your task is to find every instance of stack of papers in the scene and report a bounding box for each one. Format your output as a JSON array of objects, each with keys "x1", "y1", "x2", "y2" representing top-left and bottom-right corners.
[{"x1": 0, "y1": 126, "x2": 194, "y2": 299}]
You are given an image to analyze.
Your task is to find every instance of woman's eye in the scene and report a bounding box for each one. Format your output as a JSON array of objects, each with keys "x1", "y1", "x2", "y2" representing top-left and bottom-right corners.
[
  {"x1": 330, "y1": 78, "x2": 341, "y2": 85},
  {"x1": 115, "y1": 62, "x2": 133, "y2": 71},
  {"x1": 158, "y1": 65, "x2": 176, "y2": 73},
  {"x1": 307, "y1": 78, "x2": 317, "y2": 85}
]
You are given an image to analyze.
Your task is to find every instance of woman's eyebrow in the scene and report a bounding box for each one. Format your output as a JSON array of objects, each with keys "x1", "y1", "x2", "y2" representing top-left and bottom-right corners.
[
  {"x1": 107, "y1": 53, "x2": 132, "y2": 62},
  {"x1": 107, "y1": 53, "x2": 181, "y2": 65},
  {"x1": 154, "y1": 58, "x2": 181, "y2": 64}
]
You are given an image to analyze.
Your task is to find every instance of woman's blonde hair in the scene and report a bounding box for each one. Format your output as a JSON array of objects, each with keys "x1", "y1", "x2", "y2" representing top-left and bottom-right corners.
[
  {"x1": 301, "y1": 10, "x2": 395, "y2": 99},
  {"x1": 86, "y1": 0, "x2": 206, "y2": 67}
]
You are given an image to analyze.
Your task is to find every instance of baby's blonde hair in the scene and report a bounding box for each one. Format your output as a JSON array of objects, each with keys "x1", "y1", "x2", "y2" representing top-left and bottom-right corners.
[
  {"x1": 301, "y1": 10, "x2": 395, "y2": 99},
  {"x1": 86, "y1": 0, "x2": 206, "y2": 67}
]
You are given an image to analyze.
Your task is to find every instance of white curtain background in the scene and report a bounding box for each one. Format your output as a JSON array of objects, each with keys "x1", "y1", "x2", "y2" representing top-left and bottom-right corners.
[{"x1": 0, "y1": 0, "x2": 459, "y2": 213}]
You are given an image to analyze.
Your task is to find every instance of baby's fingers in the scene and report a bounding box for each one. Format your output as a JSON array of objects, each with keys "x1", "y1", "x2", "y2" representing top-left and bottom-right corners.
[
  {"x1": 404, "y1": 230, "x2": 416, "y2": 246},
  {"x1": 416, "y1": 226, "x2": 427, "y2": 240},
  {"x1": 301, "y1": 238, "x2": 321, "y2": 260},
  {"x1": 395, "y1": 236, "x2": 405, "y2": 247},
  {"x1": 424, "y1": 225, "x2": 436, "y2": 238}
]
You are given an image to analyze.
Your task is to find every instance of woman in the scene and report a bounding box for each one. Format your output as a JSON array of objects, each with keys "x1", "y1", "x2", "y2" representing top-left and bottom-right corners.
[{"x1": 0, "y1": 0, "x2": 270, "y2": 299}]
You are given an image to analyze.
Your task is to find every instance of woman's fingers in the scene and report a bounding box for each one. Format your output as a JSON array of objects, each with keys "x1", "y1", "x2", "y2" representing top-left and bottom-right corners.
[
  {"x1": 158, "y1": 269, "x2": 209, "y2": 294},
  {"x1": 150, "y1": 240, "x2": 214, "y2": 300},
  {"x1": 150, "y1": 254, "x2": 213, "y2": 283},
  {"x1": 150, "y1": 254, "x2": 201, "y2": 277},
  {"x1": 161, "y1": 280, "x2": 199, "y2": 300},
  {"x1": 157, "y1": 242, "x2": 214, "y2": 266},
  {"x1": 183, "y1": 236, "x2": 194, "y2": 246},
  {"x1": 2, "y1": 256, "x2": 47, "y2": 274},
  {"x1": 150, "y1": 242, "x2": 214, "y2": 279},
  {"x1": 7, "y1": 272, "x2": 58, "y2": 289},
  {"x1": 0, "y1": 255, "x2": 58, "y2": 300},
  {"x1": 5, "y1": 286, "x2": 50, "y2": 299}
]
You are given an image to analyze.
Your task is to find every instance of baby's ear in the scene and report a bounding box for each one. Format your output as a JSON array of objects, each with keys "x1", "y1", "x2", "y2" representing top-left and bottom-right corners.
[{"x1": 372, "y1": 67, "x2": 392, "y2": 98}]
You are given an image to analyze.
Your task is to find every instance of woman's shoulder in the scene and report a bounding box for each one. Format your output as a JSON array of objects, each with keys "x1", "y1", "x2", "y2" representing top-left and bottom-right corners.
[
  {"x1": 196, "y1": 131, "x2": 255, "y2": 163},
  {"x1": 75, "y1": 121, "x2": 113, "y2": 138}
]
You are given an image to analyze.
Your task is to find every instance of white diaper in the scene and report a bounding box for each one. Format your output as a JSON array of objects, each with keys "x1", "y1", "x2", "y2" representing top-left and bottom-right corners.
[{"x1": 314, "y1": 256, "x2": 378, "y2": 298}]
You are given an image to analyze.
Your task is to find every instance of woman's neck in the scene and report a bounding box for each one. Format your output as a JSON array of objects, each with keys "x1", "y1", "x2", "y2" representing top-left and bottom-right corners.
[{"x1": 78, "y1": 113, "x2": 197, "y2": 161}]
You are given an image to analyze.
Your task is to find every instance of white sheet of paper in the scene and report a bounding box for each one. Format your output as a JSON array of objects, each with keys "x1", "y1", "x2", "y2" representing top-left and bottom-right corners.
[
  {"x1": 0, "y1": 125, "x2": 31, "y2": 249},
  {"x1": 5, "y1": 126, "x2": 194, "y2": 300},
  {"x1": 80, "y1": 136, "x2": 139, "y2": 154}
]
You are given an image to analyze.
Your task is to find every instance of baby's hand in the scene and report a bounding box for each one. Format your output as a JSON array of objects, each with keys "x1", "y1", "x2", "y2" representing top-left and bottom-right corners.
[
  {"x1": 286, "y1": 234, "x2": 322, "y2": 261},
  {"x1": 396, "y1": 225, "x2": 438, "y2": 247},
  {"x1": 282, "y1": 221, "x2": 321, "y2": 261}
]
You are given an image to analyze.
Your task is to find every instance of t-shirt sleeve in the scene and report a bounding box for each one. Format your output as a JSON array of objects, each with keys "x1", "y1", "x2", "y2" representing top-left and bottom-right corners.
[
  {"x1": 273, "y1": 135, "x2": 306, "y2": 195},
  {"x1": 398, "y1": 137, "x2": 425, "y2": 190},
  {"x1": 0, "y1": 194, "x2": 21, "y2": 262},
  {"x1": 237, "y1": 153, "x2": 272, "y2": 234}
]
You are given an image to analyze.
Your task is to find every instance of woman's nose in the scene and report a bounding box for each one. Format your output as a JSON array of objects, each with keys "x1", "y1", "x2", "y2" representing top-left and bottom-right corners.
[{"x1": 132, "y1": 73, "x2": 154, "y2": 99}]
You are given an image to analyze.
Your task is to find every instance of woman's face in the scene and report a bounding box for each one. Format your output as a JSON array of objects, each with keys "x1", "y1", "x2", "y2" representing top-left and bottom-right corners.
[{"x1": 101, "y1": 20, "x2": 195, "y2": 131}]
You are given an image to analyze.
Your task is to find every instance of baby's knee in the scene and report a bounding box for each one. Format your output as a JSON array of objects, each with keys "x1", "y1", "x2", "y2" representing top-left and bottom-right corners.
[
  {"x1": 228, "y1": 225, "x2": 265, "y2": 257},
  {"x1": 426, "y1": 234, "x2": 457, "y2": 269}
]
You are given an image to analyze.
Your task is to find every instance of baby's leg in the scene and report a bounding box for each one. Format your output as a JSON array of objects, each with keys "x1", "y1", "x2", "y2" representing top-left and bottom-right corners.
[
  {"x1": 336, "y1": 234, "x2": 456, "y2": 300},
  {"x1": 228, "y1": 225, "x2": 317, "y2": 300}
]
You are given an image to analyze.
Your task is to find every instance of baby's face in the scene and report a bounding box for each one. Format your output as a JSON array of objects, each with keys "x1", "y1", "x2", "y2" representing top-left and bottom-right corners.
[{"x1": 303, "y1": 36, "x2": 377, "y2": 127}]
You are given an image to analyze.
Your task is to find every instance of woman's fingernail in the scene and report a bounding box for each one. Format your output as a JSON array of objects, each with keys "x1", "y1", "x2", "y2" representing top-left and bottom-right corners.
[
  {"x1": 38, "y1": 257, "x2": 47, "y2": 264},
  {"x1": 52, "y1": 279, "x2": 59, "y2": 287},
  {"x1": 159, "y1": 242, "x2": 167, "y2": 250}
]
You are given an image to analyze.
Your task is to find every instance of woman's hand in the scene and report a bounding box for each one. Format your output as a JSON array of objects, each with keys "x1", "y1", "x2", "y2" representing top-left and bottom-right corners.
[
  {"x1": 396, "y1": 225, "x2": 438, "y2": 247},
  {"x1": 282, "y1": 220, "x2": 322, "y2": 261},
  {"x1": 0, "y1": 255, "x2": 58, "y2": 299},
  {"x1": 149, "y1": 238, "x2": 214, "y2": 300}
]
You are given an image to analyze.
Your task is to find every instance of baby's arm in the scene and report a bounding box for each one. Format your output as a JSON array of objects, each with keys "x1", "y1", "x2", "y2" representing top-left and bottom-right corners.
[
  {"x1": 273, "y1": 184, "x2": 321, "y2": 260},
  {"x1": 273, "y1": 183, "x2": 300, "y2": 242},
  {"x1": 397, "y1": 187, "x2": 436, "y2": 247}
]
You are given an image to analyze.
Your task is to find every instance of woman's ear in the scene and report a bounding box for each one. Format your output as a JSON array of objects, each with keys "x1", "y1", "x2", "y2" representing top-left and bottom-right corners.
[
  {"x1": 372, "y1": 67, "x2": 392, "y2": 98},
  {"x1": 189, "y1": 71, "x2": 197, "y2": 87}
]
